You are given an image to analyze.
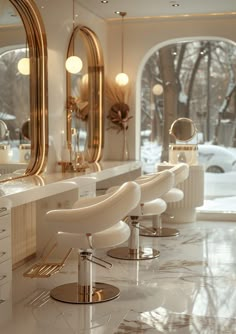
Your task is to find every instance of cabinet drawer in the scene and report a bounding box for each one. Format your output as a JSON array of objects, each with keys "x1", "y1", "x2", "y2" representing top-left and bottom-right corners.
[
  {"x1": 0, "y1": 282, "x2": 12, "y2": 322},
  {"x1": 0, "y1": 260, "x2": 11, "y2": 286},
  {"x1": 0, "y1": 214, "x2": 10, "y2": 240},
  {"x1": 0, "y1": 206, "x2": 10, "y2": 217},
  {"x1": 0, "y1": 237, "x2": 11, "y2": 264}
]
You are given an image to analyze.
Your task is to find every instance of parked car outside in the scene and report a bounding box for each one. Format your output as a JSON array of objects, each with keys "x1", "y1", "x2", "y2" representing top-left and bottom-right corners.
[
  {"x1": 198, "y1": 144, "x2": 236, "y2": 173},
  {"x1": 141, "y1": 142, "x2": 236, "y2": 174}
]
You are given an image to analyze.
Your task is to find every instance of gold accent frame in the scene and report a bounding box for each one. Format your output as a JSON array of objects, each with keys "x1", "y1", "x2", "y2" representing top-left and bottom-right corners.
[
  {"x1": 66, "y1": 26, "x2": 104, "y2": 162},
  {"x1": 0, "y1": 0, "x2": 48, "y2": 182}
]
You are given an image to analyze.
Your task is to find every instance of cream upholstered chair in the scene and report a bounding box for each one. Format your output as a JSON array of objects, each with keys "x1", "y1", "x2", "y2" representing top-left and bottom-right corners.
[
  {"x1": 45, "y1": 181, "x2": 141, "y2": 304},
  {"x1": 139, "y1": 163, "x2": 189, "y2": 237},
  {"x1": 107, "y1": 169, "x2": 174, "y2": 261}
]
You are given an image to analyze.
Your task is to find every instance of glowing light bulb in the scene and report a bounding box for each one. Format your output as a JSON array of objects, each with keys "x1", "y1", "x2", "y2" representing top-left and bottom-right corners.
[
  {"x1": 115, "y1": 72, "x2": 129, "y2": 86},
  {"x1": 65, "y1": 56, "x2": 83, "y2": 74},
  {"x1": 152, "y1": 84, "x2": 163, "y2": 96},
  {"x1": 17, "y1": 57, "x2": 30, "y2": 75}
]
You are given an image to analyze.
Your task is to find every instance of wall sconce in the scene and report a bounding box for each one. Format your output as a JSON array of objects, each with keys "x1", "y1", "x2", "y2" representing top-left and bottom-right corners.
[
  {"x1": 115, "y1": 12, "x2": 129, "y2": 86},
  {"x1": 17, "y1": 42, "x2": 30, "y2": 75},
  {"x1": 65, "y1": 0, "x2": 83, "y2": 74}
]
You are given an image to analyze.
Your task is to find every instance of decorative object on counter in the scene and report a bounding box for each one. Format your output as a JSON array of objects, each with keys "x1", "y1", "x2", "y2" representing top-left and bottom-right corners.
[
  {"x1": 62, "y1": 96, "x2": 89, "y2": 172},
  {"x1": 115, "y1": 12, "x2": 129, "y2": 86},
  {"x1": 106, "y1": 81, "x2": 132, "y2": 160}
]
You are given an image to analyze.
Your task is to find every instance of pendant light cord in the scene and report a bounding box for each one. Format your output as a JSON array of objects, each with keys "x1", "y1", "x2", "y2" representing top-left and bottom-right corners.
[
  {"x1": 72, "y1": 0, "x2": 75, "y2": 55},
  {"x1": 120, "y1": 12, "x2": 126, "y2": 73}
]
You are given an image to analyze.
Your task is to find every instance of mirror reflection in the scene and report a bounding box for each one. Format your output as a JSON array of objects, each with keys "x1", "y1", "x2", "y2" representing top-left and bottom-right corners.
[
  {"x1": 66, "y1": 25, "x2": 104, "y2": 169},
  {"x1": 169, "y1": 117, "x2": 197, "y2": 142},
  {"x1": 0, "y1": 0, "x2": 30, "y2": 174}
]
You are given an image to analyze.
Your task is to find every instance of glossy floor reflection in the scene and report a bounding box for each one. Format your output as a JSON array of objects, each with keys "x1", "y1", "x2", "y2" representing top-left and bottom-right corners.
[{"x1": 2, "y1": 220, "x2": 236, "y2": 333}]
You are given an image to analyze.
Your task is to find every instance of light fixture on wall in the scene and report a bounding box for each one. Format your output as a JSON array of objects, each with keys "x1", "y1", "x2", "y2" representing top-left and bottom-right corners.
[
  {"x1": 17, "y1": 41, "x2": 30, "y2": 75},
  {"x1": 65, "y1": 0, "x2": 83, "y2": 74},
  {"x1": 115, "y1": 11, "x2": 129, "y2": 86}
]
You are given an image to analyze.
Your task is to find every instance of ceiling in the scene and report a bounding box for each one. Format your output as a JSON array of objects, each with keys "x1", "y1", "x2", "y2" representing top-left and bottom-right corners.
[{"x1": 76, "y1": 0, "x2": 236, "y2": 21}]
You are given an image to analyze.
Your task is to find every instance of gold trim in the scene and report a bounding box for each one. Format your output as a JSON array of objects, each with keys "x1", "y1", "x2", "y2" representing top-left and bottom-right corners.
[
  {"x1": 66, "y1": 25, "x2": 104, "y2": 163},
  {"x1": 169, "y1": 145, "x2": 198, "y2": 151},
  {"x1": 1, "y1": 0, "x2": 48, "y2": 183}
]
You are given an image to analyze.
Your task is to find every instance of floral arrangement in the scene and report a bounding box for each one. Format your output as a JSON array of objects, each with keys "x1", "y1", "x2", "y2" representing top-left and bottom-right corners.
[
  {"x1": 106, "y1": 79, "x2": 132, "y2": 133},
  {"x1": 67, "y1": 96, "x2": 88, "y2": 121}
]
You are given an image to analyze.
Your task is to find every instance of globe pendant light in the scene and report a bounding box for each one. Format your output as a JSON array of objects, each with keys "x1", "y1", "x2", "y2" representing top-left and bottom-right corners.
[
  {"x1": 65, "y1": 0, "x2": 83, "y2": 74},
  {"x1": 115, "y1": 12, "x2": 129, "y2": 86},
  {"x1": 18, "y1": 41, "x2": 30, "y2": 75}
]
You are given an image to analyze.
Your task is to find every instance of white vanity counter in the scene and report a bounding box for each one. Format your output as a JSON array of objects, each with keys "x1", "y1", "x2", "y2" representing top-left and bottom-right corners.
[{"x1": 0, "y1": 160, "x2": 142, "y2": 207}]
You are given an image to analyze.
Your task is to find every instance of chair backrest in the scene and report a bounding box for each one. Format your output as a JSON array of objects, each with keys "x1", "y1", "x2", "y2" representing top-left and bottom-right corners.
[
  {"x1": 169, "y1": 163, "x2": 189, "y2": 186},
  {"x1": 46, "y1": 181, "x2": 141, "y2": 234},
  {"x1": 135, "y1": 169, "x2": 174, "y2": 203}
]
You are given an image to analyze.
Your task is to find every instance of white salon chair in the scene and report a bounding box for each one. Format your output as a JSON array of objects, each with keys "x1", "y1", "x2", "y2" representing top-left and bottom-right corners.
[
  {"x1": 107, "y1": 169, "x2": 174, "y2": 261},
  {"x1": 139, "y1": 163, "x2": 189, "y2": 237},
  {"x1": 45, "y1": 181, "x2": 141, "y2": 304}
]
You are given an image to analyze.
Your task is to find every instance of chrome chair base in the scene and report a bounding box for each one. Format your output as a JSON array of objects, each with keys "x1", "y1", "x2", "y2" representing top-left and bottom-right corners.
[
  {"x1": 107, "y1": 246, "x2": 160, "y2": 260},
  {"x1": 50, "y1": 282, "x2": 120, "y2": 304},
  {"x1": 140, "y1": 227, "x2": 180, "y2": 237}
]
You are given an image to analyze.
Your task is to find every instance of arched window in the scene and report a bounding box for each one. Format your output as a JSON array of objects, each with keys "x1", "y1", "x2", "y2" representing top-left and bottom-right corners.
[{"x1": 140, "y1": 37, "x2": 236, "y2": 217}]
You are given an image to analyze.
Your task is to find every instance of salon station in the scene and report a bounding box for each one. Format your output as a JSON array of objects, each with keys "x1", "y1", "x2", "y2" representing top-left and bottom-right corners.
[{"x1": 1, "y1": 0, "x2": 236, "y2": 333}]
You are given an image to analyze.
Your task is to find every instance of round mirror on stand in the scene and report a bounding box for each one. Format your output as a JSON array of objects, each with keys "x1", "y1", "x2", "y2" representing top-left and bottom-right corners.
[
  {"x1": 169, "y1": 117, "x2": 197, "y2": 142},
  {"x1": 169, "y1": 118, "x2": 198, "y2": 165}
]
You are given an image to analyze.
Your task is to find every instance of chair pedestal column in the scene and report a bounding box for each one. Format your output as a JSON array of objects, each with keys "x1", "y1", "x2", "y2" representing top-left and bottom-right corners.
[
  {"x1": 107, "y1": 217, "x2": 160, "y2": 260},
  {"x1": 140, "y1": 215, "x2": 180, "y2": 237},
  {"x1": 50, "y1": 251, "x2": 120, "y2": 304}
]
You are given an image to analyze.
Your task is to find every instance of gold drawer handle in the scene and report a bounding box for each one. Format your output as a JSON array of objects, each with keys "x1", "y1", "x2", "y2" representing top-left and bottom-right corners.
[
  {"x1": 0, "y1": 275, "x2": 6, "y2": 281},
  {"x1": 0, "y1": 252, "x2": 6, "y2": 258}
]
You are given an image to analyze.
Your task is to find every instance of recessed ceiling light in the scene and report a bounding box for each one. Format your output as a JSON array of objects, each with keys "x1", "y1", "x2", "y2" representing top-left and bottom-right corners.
[
  {"x1": 114, "y1": 11, "x2": 121, "y2": 15},
  {"x1": 101, "y1": 0, "x2": 108, "y2": 3},
  {"x1": 172, "y1": 3, "x2": 180, "y2": 6}
]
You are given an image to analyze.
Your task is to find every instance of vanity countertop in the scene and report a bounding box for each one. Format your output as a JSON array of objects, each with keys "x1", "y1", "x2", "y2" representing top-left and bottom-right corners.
[{"x1": 0, "y1": 160, "x2": 142, "y2": 207}]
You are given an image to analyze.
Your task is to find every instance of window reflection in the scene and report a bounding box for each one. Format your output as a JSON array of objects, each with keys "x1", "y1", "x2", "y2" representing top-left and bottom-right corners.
[{"x1": 0, "y1": 47, "x2": 30, "y2": 171}]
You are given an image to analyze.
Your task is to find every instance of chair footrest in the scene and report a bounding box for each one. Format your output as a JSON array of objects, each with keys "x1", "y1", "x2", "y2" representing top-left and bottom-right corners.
[{"x1": 50, "y1": 282, "x2": 120, "y2": 304}]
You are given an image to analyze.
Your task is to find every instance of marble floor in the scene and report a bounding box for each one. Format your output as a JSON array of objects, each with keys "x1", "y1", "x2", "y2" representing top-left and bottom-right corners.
[{"x1": 1, "y1": 220, "x2": 236, "y2": 333}]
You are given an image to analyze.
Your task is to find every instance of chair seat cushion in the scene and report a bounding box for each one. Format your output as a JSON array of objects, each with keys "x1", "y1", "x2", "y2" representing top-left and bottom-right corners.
[
  {"x1": 162, "y1": 188, "x2": 183, "y2": 203},
  {"x1": 56, "y1": 220, "x2": 130, "y2": 250},
  {"x1": 129, "y1": 198, "x2": 166, "y2": 217}
]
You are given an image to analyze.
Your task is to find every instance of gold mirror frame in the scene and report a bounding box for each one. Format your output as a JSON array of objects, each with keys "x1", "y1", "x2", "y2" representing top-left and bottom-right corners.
[
  {"x1": 0, "y1": 0, "x2": 48, "y2": 182},
  {"x1": 66, "y1": 25, "x2": 104, "y2": 162},
  {"x1": 169, "y1": 118, "x2": 197, "y2": 142}
]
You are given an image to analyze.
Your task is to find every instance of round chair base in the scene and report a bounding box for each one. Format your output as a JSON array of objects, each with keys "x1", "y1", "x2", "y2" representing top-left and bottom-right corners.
[
  {"x1": 50, "y1": 282, "x2": 120, "y2": 304},
  {"x1": 140, "y1": 227, "x2": 180, "y2": 237},
  {"x1": 107, "y1": 246, "x2": 160, "y2": 260}
]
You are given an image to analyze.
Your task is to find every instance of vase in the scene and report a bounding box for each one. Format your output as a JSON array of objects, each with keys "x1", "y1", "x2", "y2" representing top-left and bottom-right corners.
[{"x1": 122, "y1": 127, "x2": 129, "y2": 161}]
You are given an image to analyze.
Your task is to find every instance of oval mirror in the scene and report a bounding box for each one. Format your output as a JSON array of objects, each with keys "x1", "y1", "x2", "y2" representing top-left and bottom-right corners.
[
  {"x1": 66, "y1": 25, "x2": 104, "y2": 163},
  {"x1": 0, "y1": 0, "x2": 48, "y2": 182},
  {"x1": 169, "y1": 118, "x2": 197, "y2": 142}
]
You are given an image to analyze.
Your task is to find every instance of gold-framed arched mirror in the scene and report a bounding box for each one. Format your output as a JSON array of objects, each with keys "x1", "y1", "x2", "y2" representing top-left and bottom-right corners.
[
  {"x1": 66, "y1": 25, "x2": 104, "y2": 163},
  {"x1": 0, "y1": 0, "x2": 48, "y2": 182}
]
